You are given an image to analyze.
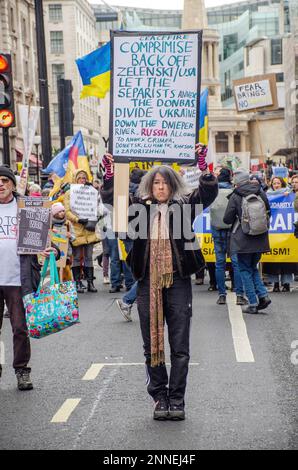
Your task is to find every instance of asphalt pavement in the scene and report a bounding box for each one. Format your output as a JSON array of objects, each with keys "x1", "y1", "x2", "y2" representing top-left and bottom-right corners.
[{"x1": 0, "y1": 266, "x2": 297, "y2": 450}]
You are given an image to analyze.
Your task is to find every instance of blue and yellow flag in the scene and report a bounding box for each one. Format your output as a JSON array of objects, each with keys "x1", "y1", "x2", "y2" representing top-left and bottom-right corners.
[
  {"x1": 199, "y1": 88, "x2": 208, "y2": 145},
  {"x1": 76, "y1": 42, "x2": 111, "y2": 99},
  {"x1": 44, "y1": 131, "x2": 92, "y2": 197}
]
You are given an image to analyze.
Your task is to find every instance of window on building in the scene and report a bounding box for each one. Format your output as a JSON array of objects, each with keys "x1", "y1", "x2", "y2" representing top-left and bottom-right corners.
[
  {"x1": 216, "y1": 132, "x2": 229, "y2": 153},
  {"x1": 24, "y1": 60, "x2": 29, "y2": 87},
  {"x1": 22, "y1": 17, "x2": 27, "y2": 43},
  {"x1": 276, "y1": 72, "x2": 284, "y2": 82},
  {"x1": 234, "y1": 133, "x2": 241, "y2": 153},
  {"x1": 49, "y1": 4, "x2": 62, "y2": 22},
  {"x1": 50, "y1": 31, "x2": 64, "y2": 54},
  {"x1": 271, "y1": 38, "x2": 282, "y2": 65},
  {"x1": 223, "y1": 33, "x2": 238, "y2": 60},
  {"x1": 52, "y1": 64, "x2": 65, "y2": 91},
  {"x1": 53, "y1": 103, "x2": 59, "y2": 126},
  {"x1": 9, "y1": 7, "x2": 16, "y2": 32}
]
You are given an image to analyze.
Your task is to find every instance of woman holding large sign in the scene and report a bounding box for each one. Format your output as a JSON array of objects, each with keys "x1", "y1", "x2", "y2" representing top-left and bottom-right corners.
[{"x1": 126, "y1": 146, "x2": 218, "y2": 420}]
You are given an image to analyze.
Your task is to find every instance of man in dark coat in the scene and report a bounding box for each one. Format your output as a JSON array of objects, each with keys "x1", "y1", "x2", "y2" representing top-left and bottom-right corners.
[
  {"x1": 0, "y1": 165, "x2": 58, "y2": 390},
  {"x1": 223, "y1": 168, "x2": 271, "y2": 314}
]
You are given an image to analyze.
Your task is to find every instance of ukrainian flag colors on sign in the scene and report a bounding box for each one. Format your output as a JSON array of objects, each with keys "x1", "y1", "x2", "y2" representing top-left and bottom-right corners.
[{"x1": 194, "y1": 193, "x2": 298, "y2": 263}]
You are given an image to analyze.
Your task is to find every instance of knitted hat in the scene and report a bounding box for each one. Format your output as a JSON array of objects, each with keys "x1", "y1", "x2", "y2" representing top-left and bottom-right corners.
[
  {"x1": 233, "y1": 168, "x2": 250, "y2": 186},
  {"x1": 218, "y1": 167, "x2": 232, "y2": 183},
  {"x1": 51, "y1": 202, "x2": 65, "y2": 216},
  {"x1": 0, "y1": 165, "x2": 16, "y2": 186}
]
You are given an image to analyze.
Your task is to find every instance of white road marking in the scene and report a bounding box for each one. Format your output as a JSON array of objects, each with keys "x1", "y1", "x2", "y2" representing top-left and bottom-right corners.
[
  {"x1": 82, "y1": 364, "x2": 105, "y2": 380},
  {"x1": 226, "y1": 292, "x2": 255, "y2": 363},
  {"x1": 51, "y1": 398, "x2": 81, "y2": 423}
]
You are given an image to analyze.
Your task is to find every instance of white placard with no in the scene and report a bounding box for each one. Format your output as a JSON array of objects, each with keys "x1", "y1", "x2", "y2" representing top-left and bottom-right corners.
[
  {"x1": 234, "y1": 80, "x2": 273, "y2": 111},
  {"x1": 70, "y1": 185, "x2": 98, "y2": 221}
]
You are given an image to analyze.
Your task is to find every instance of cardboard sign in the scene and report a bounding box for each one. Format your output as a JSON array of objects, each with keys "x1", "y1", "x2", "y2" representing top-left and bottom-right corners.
[
  {"x1": 182, "y1": 167, "x2": 201, "y2": 189},
  {"x1": 17, "y1": 198, "x2": 51, "y2": 254},
  {"x1": 70, "y1": 184, "x2": 98, "y2": 221},
  {"x1": 233, "y1": 74, "x2": 278, "y2": 112},
  {"x1": 110, "y1": 31, "x2": 202, "y2": 163}
]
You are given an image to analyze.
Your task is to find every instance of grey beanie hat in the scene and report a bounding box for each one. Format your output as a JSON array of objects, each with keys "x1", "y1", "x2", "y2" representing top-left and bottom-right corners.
[
  {"x1": 233, "y1": 167, "x2": 250, "y2": 186},
  {"x1": 0, "y1": 165, "x2": 16, "y2": 186}
]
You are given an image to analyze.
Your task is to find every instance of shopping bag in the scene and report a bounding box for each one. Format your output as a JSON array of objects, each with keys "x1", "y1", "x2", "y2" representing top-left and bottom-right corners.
[{"x1": 23, "y1": 252, "x2": 79, "y2": 338}]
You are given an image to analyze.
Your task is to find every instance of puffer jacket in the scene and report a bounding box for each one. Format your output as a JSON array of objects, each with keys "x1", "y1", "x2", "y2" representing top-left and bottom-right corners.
[{"x1": 64, "y1": 169, "x2": 100, "y2": 247}]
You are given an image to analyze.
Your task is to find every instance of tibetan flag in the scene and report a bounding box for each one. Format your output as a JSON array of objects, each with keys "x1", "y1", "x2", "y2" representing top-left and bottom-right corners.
[
  {"x1": 199, "y1": 88, "x2": 208, "y2": 145},
  {"x1": 76, "y1": 42, "x2": 111, "y2": 99}
]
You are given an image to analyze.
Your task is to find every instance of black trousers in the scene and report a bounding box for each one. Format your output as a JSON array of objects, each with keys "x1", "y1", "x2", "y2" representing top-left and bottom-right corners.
[
  {"x1": 0, "y1": 286, "x2": 31, "y2": 372},
  {"x1": 137, "y1": 273, "x2": 192, "y2": 406}
]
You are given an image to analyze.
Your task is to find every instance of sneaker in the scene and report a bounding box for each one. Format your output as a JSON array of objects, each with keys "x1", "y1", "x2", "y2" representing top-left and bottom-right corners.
[
  {"x1": 116, "y1": 299, "x2": 132, "y2": 322},
  {"x1": 153, "y1": 396, "x2": 169, "y2": 420},
  {"x1": 208, "y1": 285, "x2": 217, "y2": 292},
  {"x1": 103, "y1": 276, "x2": 110, "y2": 285},
  {"x1": 216, "y1": 295, "x2": 226, "y2": 305},
  {"x1": 272, "y1": 282, "x2": 280, "y2": 293},
  {"x1": 109, "y1": 286, "x2": 121, "y2": 293},
  {"x1": 168, "y1": 403, "x2": 185, "y2": 421},
  {"x1": 281, "y1": 283, "x2": 290, "y2": 292},
  {"x1": 257, "y1": 296, "x2": 271, "y2": 311},
  {"x1": 242, "y1": 305, "x2": 258, "y2": 314},
  {"x1": 16, "y1": 369, "x2": 33, "y2": 391},
  {"x1": 236, "y1": 295, "x2": 248, "y2": 306}
]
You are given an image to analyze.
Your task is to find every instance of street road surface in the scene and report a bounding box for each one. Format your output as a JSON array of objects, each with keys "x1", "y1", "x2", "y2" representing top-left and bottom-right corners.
[{"x1": 0, "y1": 268, "x2": 297, "y2": 450}]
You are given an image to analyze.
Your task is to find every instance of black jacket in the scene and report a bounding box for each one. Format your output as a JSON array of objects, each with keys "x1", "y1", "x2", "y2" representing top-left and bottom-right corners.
[
  {"x1": 223, "y1": 182, "x2": 271, "y2": 255},
  {"x1": 127, "y1": 173, "x2": 218, "y2": 280}
]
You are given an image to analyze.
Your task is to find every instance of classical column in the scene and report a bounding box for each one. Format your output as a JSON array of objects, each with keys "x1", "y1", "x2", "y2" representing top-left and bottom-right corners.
[
  {"x1": 240, "y1": 133, "x2": 247, "y2": 152},
  {"x1": 228, "y1": 132, "x2": 235, "y2": 153},
  {"x1": 208, "y1": 42, "x2": 213, "y2": 79},
  {"x1": 214, "y1": 43, "x2": 219, "y2": 80}
]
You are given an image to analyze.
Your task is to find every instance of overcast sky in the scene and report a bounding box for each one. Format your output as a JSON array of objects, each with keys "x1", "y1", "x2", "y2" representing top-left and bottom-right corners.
[{"x1": 88, "y1": 0, "x2": 241, "y2": 10}]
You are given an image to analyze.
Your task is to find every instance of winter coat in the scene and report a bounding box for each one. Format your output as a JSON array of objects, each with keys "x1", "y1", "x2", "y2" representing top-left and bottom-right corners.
[
  {"x1": 223, "y1": 182, "x2": 271, "y2": 255},
  {"x1": 64, "y1": 170, "x2": 100, "y2": 247},
  {"x1": 126, "y1": 173, "x2": 218, "y2": 281}
]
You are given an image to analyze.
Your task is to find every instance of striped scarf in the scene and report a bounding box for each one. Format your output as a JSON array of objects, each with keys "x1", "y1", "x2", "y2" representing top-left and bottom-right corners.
[{"x1": 150, "y1": 204, "x2": 173, "y2": 367}]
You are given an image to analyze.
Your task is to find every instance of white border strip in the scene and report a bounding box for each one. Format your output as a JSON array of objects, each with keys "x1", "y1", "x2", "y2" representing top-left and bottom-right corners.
[{"x1": 227, "y1": 292, "x2": 255, "y2": 363}]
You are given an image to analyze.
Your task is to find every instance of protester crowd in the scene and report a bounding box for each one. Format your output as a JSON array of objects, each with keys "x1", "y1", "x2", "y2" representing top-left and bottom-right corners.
[{"x1": 0, "y1": 149, "x2": 297, "y2": 421}]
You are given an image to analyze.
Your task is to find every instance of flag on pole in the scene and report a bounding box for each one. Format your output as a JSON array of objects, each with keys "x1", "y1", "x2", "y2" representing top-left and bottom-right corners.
[
  {"x1": 43, "y1": 131, "x2": 92, "y2": 197},
  {"x1": 199, "y1": 88, "x2": 208, "y2": 145},
  {"x1": 76, "y1": 42, "x2": 111, "y2": 99}
]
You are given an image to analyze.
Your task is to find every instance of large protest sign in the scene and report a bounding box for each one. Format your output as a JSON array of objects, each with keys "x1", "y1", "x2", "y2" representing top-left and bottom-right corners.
[
  {"x1": 110, "y1": 31, "x2": 202, "y2": 163},
  {"x1": 70, "y1": 184, "x2": 98, "y2": 221},
  {"x1": 233, "y1": 74, "x2": 278, "y2": 113},
  {"x1": 194, "y1": 193, "x2": 298, "y2": 263},
  {"x1": 17, "y1": 198, "x2": 51, "y2": 254}
]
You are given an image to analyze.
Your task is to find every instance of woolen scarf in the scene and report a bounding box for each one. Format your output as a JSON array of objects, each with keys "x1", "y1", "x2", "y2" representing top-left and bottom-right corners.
[{"x1": 150, "y1": 204, "x2": 173, "y2": 367}]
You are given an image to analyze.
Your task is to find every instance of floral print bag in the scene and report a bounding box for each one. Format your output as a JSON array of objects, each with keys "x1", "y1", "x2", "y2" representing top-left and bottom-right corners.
[{"x1": 23, "y1": 252, "x2": 80, "y2": 338}]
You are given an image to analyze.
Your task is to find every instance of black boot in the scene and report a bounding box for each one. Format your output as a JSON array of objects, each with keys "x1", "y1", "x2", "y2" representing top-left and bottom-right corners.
[
  {"x1": 85, "y1": 267, "x2": 98, "y2": 293},
  {"x1": 72, "y1": 267, "x2": 85, "y2": 294}
]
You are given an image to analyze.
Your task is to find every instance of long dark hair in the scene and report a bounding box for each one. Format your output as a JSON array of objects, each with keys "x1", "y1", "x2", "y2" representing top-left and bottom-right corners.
[{"x1": 137, "y1": 166, "x2": 189, "y2": 201}]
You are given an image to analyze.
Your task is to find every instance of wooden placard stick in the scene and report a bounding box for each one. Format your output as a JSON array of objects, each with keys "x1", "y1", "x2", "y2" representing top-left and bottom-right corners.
[
  {"x1": 254, "y1": 109, "x2": 264, "y2": 161},
  {"x1": 113, "y1": 163, "x2": 130, "y2": 234}
]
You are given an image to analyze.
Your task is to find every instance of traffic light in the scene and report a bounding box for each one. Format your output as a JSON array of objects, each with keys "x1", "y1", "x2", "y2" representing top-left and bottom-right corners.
[
  {"x1": 58, "y1": 79, "x2": 74, "y2": 149},
  {"x1": 0, "y1": 53, "x2": 15, "y2": 128}
]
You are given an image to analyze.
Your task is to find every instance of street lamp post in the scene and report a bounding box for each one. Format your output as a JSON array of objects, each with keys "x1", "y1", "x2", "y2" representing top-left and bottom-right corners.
[{"x1": 34, "y1": 135, "x2": 41, "y2": 185}]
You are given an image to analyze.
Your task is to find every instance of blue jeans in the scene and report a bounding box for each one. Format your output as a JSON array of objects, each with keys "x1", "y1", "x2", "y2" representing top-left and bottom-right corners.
[
  {"x1": 237, "y1": 253, "x2": 268, "y2": 306},
  {"x1": 211, "y1": 227, "x2": 244, "y2": 296},
  {"x1": 269, "y1": 274, "x2": 293, "y2": 285},
  {"x1": 106, "y1": 232, "x2": 135, "y2": 289},
  {"x1": 123, "y1": 281, "x2": 138, "y2": 306}
]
